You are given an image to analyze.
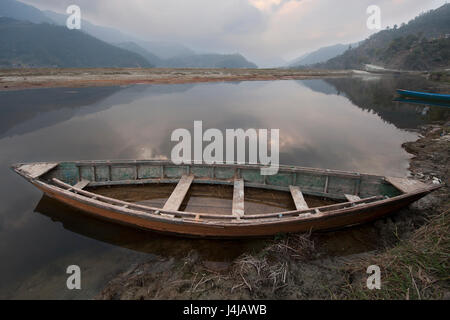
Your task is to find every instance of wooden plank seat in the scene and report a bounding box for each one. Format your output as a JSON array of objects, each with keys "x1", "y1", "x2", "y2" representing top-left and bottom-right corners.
[
  {"x1": 232, "y1": 179, "x2": 245, "y2": 218},
  {"x1": 73, "y1": 179, "x2": 90, "y2": 190},
  {"x1": 289, "y1": 186, "x2": 309, "y2": 210},
  {"x1": 163, "y1": 175, "x2": 194, "y2": 211}
]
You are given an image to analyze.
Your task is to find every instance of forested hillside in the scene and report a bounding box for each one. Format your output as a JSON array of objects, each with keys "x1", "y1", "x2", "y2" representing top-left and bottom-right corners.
[
  {"x1": 0, "y1": 18, "x2": 152, "y2": 68},
  {"x1": 313, "y1": 4, "x2": 450, "y2": 71}
]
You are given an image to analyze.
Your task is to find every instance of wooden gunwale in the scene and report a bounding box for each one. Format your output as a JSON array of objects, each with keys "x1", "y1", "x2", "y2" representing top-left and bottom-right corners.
[
  {"x1": 20, "y1": 181, "x2": 439, "y2": 239},
  {"x1": 65, "y1": 160, "x2": 384, "y2": 201},
  {"x1": 72, "y1": 160, "x2": 376, "y2": 180},
  {"x1": 36, "y1": 178, "x2": 439, "y2": 228}
]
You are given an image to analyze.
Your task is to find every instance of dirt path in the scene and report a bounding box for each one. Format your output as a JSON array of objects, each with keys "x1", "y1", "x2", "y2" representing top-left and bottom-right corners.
[{"x1": 0, "y1": 68, "x2": 354, "y2": 91}]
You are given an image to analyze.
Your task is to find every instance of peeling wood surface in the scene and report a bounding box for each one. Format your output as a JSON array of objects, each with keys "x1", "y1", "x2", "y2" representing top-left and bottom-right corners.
[
  {"x1": 163, "y1": 175, "x2": 194, "y2": 211},
  {"x1": 345, "y1": 194, "x2": 361, "y2": 202},
  {"x1": 73, "y1": 179, "x2": 90, "y2": 190},
  {"x1": 289, "y1": 186, "x2": 309, "y2": 210},
  {"x1": 386, "y1": 176, "x2": 428, "y2": 194},
  {"x1": 18, "y1": 162, "x2": 58, "y2": 179}
]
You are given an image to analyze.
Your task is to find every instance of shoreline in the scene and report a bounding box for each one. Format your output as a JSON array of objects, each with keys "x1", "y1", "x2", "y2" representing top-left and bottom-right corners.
[
  {"x1": 0, "y1": 68, "x2": 362, "y2": 91},
  {"x1": 97, "y1": 122, "x2": 449, "y2": 300}
]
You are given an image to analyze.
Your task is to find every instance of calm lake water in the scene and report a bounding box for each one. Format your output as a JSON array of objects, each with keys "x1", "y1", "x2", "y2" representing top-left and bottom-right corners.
[{"x1": 0, "y1": 76, "x2": 448, "y2": 299}]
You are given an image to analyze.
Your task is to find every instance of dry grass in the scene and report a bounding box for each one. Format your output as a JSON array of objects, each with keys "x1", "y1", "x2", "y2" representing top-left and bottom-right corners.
[
  {"x1": 98, "y1": 211, "x2": 449, "y2": 300},
  {"x1": 266, "y1": 233, "x2": 315, "y2": 261},
  {"x1": 226, "y1": 233, "x2": 315, "y2": 296},
  {"x1": 341, "y1": 208, "x2": 450, "y2": 299}
]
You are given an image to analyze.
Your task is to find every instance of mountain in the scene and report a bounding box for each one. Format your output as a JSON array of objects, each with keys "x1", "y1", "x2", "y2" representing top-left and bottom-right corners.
[
  {"x1": 0, "y1": 18, "x2": 152, "y2": 68},
  {"x1": 287, "y1": 53, "x2": 309, "y2": 67},
  {"x1": 44, "y1": 5, "x2": 256, "y2": 68},
  {"x1": 289, "y1": 43, "x2": 357, "y2": 67},
  {"x1": 0, "y1": 0, "x2": 52, "y2": 24},
  {"x1": 43, "y1": 10, "x2": 196, "y2": 62},
  {"x1": 314, "y1": 4, "x2": 450, "y2": 71},
  {"x1": 115, "y1": 42, "x2": 163, "y2": 66},
  {"x1": 43, "y1": 10, "x2": 139, "y2": 44},
  {"x1": 2, "y1": 0, "x2": 258, "y2": 69},
  {"x1": 161, "y1": 53, "x2": 258, "y2": 68},
  {"x1": 137, "y1": 41, "x2": 196, "y2": 60},
  {"x1": 114, "y1": 42, "x2": 257, "y2": 68}
]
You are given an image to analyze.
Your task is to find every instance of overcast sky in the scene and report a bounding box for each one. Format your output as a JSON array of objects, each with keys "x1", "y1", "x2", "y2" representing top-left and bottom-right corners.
[{"x1": 22, "y1": 0, "x2": 447, "y2": 66}]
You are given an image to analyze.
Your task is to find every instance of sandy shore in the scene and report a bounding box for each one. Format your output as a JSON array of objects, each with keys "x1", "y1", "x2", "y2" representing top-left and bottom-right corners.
[{"x1": 0, "y1": 68, "x2": 355, "y2": 91}]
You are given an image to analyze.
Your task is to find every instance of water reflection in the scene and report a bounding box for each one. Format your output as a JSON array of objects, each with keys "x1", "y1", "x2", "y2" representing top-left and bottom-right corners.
[
  {"x1": 0, "y1": 84, "x2": 196, "y2": 139},
  {"x1": 34, "y1": 196, "x2": 265, "y2": 259},
  {"x1": 393, "y1": 98, "x2": 450, "y2": 109},
  {"x1": 323, "y1": 76, "x2": 450, "y2": 128},
  {"x1": 0, "y1": 75, "x2": 448, "y2": 299},
  {"x1": 297, "y1": 79, "x2": 339, "y2": 95}
]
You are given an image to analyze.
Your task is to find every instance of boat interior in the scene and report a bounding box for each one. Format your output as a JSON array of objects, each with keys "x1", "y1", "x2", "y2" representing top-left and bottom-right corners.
[{"x1": 13, "y1": 160, "x2": 428, "y2": 221}]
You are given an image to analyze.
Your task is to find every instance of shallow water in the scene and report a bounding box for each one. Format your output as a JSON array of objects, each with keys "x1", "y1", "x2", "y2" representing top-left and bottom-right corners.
[{"x1": 0, "y1": 76, "x2": 448, "y2": 299}]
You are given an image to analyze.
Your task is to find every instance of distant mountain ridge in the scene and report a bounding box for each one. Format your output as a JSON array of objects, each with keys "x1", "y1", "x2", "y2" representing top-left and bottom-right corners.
[
  {"x1": 137, "y1": 41, "x2": 196, "y2": 60},
  {"x1": 289, "y1": 43, "x2": 358, "y2": 67},
  {"x1": 43, "y1": 10, "x2": 139, "y2": 45},
  {"x1": 43, "y1": 10, "x2": 196, "y2": 60},
  {"x1": 118, "y1": 41, "x2": 257, "y2": 68},
  {"x1": 0, "y1": 0, "x2": 52, "y2": 24},
  {"x1": 314, "y1": 4, "x2": 450, "y2": 71},
  {"x1": 0, "y1": 18, "x2": 152, "y2": 68},
  {"x1": 161, "y1": 53, "x2": 257, "y2": 68},
  {"x1": 0, "y1": 0, "x2": 258, "y2": 69},
  {"x1": 115, "y1": 42, "x2": 163, "y2": 67}
]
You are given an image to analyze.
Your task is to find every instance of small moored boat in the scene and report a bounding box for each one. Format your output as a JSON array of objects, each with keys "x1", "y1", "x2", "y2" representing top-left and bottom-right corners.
[
  {"x1": 12, "y1": 160, "x2": 441, "y2": 238},
  {"x1": 397, "y1": 89, "x2": 450, "y2": 102}
]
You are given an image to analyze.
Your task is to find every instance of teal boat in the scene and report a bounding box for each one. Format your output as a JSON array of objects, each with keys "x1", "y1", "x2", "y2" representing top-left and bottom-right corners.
[{"x1": 397, "y1": 89, "x2": 450, "y2": 102}]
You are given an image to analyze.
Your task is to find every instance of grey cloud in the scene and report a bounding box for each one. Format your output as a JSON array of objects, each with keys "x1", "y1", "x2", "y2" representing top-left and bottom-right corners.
[{"x1": 20, "y1": 0, "x2": 447, "y2": 66}]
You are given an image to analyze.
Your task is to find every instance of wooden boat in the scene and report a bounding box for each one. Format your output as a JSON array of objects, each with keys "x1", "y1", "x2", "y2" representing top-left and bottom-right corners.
[
  {"x1": 397, "y1": 89, "x2": 450, "y2": 102},
  {"x1": 12, "y1": 160, "x2": 441, "y2": 238}
]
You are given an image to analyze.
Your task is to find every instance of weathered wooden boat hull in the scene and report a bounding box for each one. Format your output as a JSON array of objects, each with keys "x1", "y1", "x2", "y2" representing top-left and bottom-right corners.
[
  {"x1": 397, "y1": 89, "x2": 450, "y2": 102},
  {"x1": 34, "y1": 180, "x2": 434, "y2": 237},
  {"x1": 12, "y1": 160, "x2": 441, "y2": 238}
]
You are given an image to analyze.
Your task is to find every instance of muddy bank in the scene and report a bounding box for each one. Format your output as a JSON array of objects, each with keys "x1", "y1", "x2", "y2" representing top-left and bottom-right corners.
[
  {"x1": 0, "y1": 68, "x2": 355, "y2": 91},
  {"x1": 97, "y1": 122, "x2": 449, "y2": 300}
]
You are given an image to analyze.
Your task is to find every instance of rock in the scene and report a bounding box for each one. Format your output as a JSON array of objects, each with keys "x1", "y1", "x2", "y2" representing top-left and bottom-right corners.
[
  {"x1": 432, "y1": 177, "x2": 442, "y2": 184},
  {"x1": 414, "y1": 173, "x2": 424, "y2": 179},
  {"x1": 411, "y1": 194, "x2": 440, "y2": 211}
]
